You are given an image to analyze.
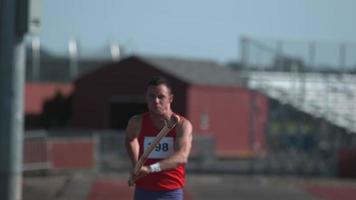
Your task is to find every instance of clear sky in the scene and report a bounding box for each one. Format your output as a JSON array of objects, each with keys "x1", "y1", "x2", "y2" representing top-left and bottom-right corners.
[{"x1": 37, "y1": 0, "x2": 356, "y2": 63}]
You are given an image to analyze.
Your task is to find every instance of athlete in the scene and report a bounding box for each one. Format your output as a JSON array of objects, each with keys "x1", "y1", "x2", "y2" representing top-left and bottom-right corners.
[{"x1": 125, "y1": 76, "x2": 193, "y2": 200}]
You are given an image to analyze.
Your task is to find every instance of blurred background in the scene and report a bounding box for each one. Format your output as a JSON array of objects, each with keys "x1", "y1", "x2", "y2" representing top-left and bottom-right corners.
[{"x1": 2, "y1": 0, "x2": 356, "y2": 199}]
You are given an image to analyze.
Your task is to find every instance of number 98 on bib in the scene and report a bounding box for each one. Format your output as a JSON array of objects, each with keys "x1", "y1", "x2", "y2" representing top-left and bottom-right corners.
[{"x1": 144, "y1": 137, "x2": 174, "y2": 159}]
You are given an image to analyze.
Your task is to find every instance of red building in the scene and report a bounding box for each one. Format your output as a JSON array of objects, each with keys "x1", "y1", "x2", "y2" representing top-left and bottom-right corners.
[{"x1": 71, "y1": 55, "x2": 268, "y2": 157}]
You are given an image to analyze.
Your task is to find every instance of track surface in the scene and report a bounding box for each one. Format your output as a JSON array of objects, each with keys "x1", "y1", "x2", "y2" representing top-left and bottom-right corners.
[{"x1": 23, "y1": 173, "x2": 356, "y2": 200}]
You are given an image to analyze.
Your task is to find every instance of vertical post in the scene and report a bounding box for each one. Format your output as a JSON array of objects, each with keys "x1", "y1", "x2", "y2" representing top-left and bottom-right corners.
[
  {"x1": 0, "y1": 1, "x2": 26, "y2": 200},
  {"x1": 276, "y1": 40, "x2": 283, "y2": 58},
  {"x1": 69, "y1": 37, "x2": 79, "y2": 80},
  {"x1": 248, "y1": 90, "x2": 257, "y2": 174},
  {"x1": 339, "y1": 43, "x2": 346, "y2": 74},
  {"x1": 240, "y1": 36, "x2": 249, "y2": 68},
  {"x1": 110, "y1": 42, "x2": 121, "y2": 62},
  {"x1": 308, "y1": 41, "x2": 315, "y2": 70},
  {"x1": 275, "y1": 40, "x2": 283, "y2": 71},
  {"x1": 31, "y1": 36, "x2": 40, "y2": 81}
]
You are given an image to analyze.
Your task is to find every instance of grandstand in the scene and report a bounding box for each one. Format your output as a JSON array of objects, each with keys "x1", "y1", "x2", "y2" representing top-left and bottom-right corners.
[
  {"x1": 245, "y1": 71, "x2": 356, "y2": 134},
  {"x1": 239, "y1": 37, "x2": 356, "y2": 134}
]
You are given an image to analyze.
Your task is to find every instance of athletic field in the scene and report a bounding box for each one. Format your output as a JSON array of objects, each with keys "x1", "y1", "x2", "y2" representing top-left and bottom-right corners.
[{"x1": 24, "y1": 172, "x2": 356, "y2": 200}]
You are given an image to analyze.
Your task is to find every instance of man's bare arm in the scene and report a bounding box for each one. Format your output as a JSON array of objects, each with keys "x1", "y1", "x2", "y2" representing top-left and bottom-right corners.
[
  {"x1": 156, "y1": 118, "x2": 193, "y2": 170},
  {"x1": 124, "y1": 115, "x2": 142, "y2": 167}
]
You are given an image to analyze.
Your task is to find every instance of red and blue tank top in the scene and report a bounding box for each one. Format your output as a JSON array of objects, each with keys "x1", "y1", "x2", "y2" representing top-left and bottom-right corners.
[{"x1": 136, "y1": 112, "x2": 185, "y2": 191}]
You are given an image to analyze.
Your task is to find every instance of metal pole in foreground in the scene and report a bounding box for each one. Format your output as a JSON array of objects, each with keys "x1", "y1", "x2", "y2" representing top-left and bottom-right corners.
[{"x1": 0, "y1": 0, "x2": 26, "y2": 199}]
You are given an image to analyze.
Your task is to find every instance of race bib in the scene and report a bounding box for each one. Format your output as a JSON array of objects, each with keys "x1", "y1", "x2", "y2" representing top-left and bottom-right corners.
[{"x1": 144, "y1": 137, "x2": 174, "y2": 159}]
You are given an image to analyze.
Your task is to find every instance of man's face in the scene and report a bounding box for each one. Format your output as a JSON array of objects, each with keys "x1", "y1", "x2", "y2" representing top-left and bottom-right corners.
[{"x1": 145, "y1": 84, "x2": 173, "y2": 115}]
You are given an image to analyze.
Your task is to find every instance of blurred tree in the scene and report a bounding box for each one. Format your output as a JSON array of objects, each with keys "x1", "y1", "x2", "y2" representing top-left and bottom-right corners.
[{"x1": 41, "y1": 91, "x2": 72, "y2": 129}]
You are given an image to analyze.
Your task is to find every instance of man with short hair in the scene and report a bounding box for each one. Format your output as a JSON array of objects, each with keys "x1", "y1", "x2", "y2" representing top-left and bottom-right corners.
[{"x1": 125, "y1": 76, "x2": 193, "y2": 200}]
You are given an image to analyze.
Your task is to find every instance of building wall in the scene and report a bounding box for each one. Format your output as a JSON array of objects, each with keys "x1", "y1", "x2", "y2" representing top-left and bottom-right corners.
[
  {"x1": 48, "y1": 138, "x2": 96, "y2": 170},
  {"x1": 187, "y1": 85, "x2": 268, "y2": 157},
  {"x1": 23, "y1": 137, "x2": 97, "y2": 171},
  {"x1": 70, "y1": 56, "x2": 269, "y2": 156},
  {"x1": 338, "y1": 148, "x2": 356, "y2": 178},
  {"x1": 71, "y1": 57, "x2": 187, "y2": 129},
  {"x1": 25, "y1": 82, "x2": 73, "y2": 115}
]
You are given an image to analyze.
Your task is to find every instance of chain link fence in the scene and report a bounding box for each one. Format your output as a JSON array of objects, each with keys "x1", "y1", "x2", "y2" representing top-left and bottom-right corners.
[
  {"x1": 239, "y1": 37, "x2": 356, "y2": 73},
  {"x1": 24, "y1": 129, "x2": 356, "y2": 177}
]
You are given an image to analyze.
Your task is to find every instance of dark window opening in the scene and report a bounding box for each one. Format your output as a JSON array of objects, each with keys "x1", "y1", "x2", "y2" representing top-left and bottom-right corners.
[{"x1": 109, "y1": 102, "x2": 147, "y2": 130}]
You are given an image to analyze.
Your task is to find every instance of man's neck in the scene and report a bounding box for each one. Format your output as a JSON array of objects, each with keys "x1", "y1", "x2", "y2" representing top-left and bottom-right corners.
[
  {"x1": 149, "y1": 110, "x2": 173, "y2": 128},
  {"x1": 151, "y1": 110, "x2": 173, "y2": 119}
]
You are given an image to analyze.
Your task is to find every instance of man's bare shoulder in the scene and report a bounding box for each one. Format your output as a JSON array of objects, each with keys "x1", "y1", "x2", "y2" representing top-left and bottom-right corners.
[
  {"x1": 129, "y1": 114, "x2": 143, "y2": 124},
  {"x1": 126, "y1": 114, "x2": 144, "y2": 137},
  {"x1": 175, "y1": 115, "x2": 193, "y2": 135}
]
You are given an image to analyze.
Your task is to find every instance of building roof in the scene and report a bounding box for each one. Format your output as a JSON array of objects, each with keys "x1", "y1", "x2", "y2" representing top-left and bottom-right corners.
[{"x1": 137, "y1": 55, "x2": 243, "y2": 87}]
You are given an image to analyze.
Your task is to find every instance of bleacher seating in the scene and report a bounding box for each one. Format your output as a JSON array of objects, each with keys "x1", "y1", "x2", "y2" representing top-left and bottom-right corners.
[{"x1": 245, "y1": 71, "x2": 356, "y2": 133}]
